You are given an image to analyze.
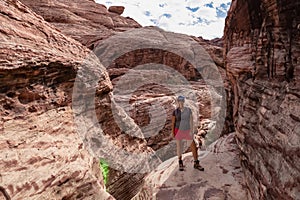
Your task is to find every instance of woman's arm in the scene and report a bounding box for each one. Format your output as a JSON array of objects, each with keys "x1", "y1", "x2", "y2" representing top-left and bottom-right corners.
[
  {"x1": 190, "y1": 111, "x2": 194, "y2": 134},
  {"x1": 171, "y1": 116, "x2": 176, "y2": 137}
]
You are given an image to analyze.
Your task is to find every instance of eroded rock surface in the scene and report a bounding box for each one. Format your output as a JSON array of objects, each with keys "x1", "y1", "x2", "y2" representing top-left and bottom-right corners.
[
  {"x1": 19, "y1": 0, "x2": 141, "y2": 49},
  {"x1": 0, "y1": 0, "x2": 113, "y2": 199},
  {"x1": 224, "y1": 0, "x2": 300, "y2": 199},
  {"x1": 132, "y1": 133, "x2": 250, "y2": 200}
]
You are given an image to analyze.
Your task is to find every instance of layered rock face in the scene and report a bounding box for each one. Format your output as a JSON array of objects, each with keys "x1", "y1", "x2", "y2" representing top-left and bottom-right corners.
[
  {"x1": 19, "y1": 0, "x2": 141, "y2": 49},
  {"x1": 224, "y1": 0, "x2": 300, "y2": 199},
  {"x1": 0, "y1": 0, "x2": 114, "y2": 199}
]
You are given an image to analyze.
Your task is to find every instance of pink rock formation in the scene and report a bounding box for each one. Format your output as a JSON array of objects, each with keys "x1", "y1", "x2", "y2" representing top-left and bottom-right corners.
[
  {"x1": 0, "y1": 0, "x2": 114, "y2": 199},
  {"x1": 224, "y1": 0, "x2": 300, "y2": 199},
  {"x1": 19, "y1": 0, "x2": 141, "y2": 49}
]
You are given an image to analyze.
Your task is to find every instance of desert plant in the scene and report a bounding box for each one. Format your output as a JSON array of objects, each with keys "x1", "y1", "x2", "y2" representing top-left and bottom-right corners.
[{"x1": 99, "y1": 158, "x2": 109, "y2": 185}]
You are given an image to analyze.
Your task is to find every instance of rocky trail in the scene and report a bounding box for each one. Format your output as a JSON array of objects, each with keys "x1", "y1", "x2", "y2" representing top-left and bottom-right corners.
[{"x1": 133, "y1": 133, "x2": 250, "y2": 200}]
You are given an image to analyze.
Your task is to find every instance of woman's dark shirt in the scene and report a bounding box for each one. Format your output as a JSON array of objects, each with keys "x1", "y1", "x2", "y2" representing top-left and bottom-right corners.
[{"x1": 172, "y1": 107, "x2": 191, "y2": 130}]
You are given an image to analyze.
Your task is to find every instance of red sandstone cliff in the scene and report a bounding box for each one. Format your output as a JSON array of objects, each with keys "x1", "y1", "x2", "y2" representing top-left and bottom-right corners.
[
  {"x1": 224, "y1": 0, "x2": 300, "y2": 199},
  {"x1": 0, "y1": 0, "x2": 114, "y2": 199}
]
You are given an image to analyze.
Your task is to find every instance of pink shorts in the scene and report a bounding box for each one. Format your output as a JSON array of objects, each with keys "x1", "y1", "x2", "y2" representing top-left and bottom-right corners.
[{"x1": 174, "y1": 128, "x2": 192, "y2": 140}]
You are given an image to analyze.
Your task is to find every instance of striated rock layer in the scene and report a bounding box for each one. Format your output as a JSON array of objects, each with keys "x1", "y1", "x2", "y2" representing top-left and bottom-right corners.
[
  {"x1": 19, "y1": 0, "x2": 141, "y2": 49},
  {"x1": 0, "y1": 0, "x2": 114, "y2": 199},
  {"x1": 224, "y1": 0, "x2": 300, "y2": 199}
]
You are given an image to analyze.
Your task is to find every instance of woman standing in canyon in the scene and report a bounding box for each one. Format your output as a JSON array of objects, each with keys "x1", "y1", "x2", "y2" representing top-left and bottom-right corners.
[{"x1": 171, "y1": 96, "x2": 204, "y2": 171}]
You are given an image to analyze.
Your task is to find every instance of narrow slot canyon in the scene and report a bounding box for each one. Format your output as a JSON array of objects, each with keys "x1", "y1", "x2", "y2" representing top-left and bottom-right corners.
[{"x1": 0, "y1": 0, "x2": 299, "y2": 200}]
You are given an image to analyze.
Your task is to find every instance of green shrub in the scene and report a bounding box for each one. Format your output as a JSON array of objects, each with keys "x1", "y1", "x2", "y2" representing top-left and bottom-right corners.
[{"x1": 99, "y1": 158, "x2": 109, "y2": 185}]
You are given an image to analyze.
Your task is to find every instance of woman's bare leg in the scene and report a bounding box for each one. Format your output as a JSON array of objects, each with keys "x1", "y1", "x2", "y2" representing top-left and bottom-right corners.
[
  {"x1": 176, "y1": 140, "x2": 184, "y2": 171},
  {"x1": 190, "y1": 140, "x2": 198, "y2": 160},
  {"x1": 176, "y1": 140, "x2": 183, "y2": 160},
  {"x1": 191, "y1": 140, "x2": 204, "y2": 170}
]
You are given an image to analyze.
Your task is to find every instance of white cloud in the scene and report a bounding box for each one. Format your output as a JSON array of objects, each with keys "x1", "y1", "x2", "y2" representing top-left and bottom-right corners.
[{"x1": 97, "y1": 0, "x2": 231, "y2": 39}]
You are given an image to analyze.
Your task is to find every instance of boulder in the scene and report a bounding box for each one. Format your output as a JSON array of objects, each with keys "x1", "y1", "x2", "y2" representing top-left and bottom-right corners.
[{"x1": 108, "y1": 6, "x2": 125, "y2": 15}]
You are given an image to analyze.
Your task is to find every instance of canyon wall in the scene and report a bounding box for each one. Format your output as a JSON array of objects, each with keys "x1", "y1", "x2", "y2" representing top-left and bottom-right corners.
[
  {"x1": 0, "y1": 0, "x2": 114, "y2": 199},
  {"x1": 224, "y1": 0, "x2": 300, "y2": 199}
]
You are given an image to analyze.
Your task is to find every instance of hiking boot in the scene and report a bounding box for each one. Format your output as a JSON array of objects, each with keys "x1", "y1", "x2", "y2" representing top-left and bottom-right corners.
[
  {"x1": 179, "y1": 160, "x2": 184, "y2": 171},
  {"x1": 194, "y1": 160, "x2": 204, "y2": 171}
]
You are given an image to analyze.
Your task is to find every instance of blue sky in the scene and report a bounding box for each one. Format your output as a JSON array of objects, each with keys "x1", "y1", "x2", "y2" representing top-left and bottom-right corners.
[{"x1": 97, "y1": 0, "x2": 231, "y2": 39}]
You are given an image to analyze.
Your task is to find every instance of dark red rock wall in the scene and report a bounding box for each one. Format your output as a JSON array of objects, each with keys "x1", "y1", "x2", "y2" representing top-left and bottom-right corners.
[{"x1": 224, "y1": 0, "x2": 300, "y2": 199}]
